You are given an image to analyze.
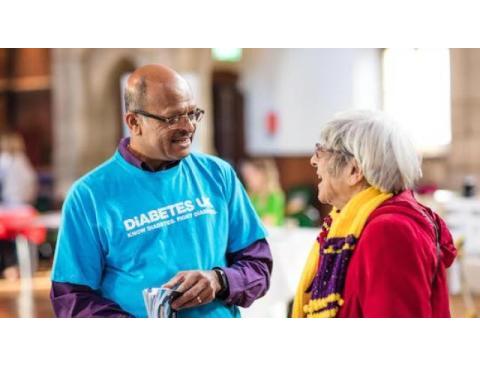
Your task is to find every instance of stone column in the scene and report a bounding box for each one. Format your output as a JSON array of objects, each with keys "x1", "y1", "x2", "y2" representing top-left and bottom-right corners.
[
  {"x1": 52, "y1": 48, "x2": 90, "y2": 200},
  {"x1": 449, "y1": 49, "x2": 480, "y2": 189}
]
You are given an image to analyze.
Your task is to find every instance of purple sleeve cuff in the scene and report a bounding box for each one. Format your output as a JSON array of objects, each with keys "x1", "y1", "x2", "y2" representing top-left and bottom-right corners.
[
  {"x1": 50, "y1": 281, "x2": 134, "y2": 318},
  {"x1": 219, "y1": 238, "x2": 273, "y2": 308}
]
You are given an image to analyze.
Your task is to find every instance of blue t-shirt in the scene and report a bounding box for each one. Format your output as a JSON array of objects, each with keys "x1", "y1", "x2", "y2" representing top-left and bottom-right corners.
[{"x1": 51, "y1": 151, "x2": 266, "y2": 318}]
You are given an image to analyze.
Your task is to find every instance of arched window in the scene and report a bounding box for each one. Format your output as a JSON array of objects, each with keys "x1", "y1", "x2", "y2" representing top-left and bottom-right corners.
[{"x1": 382, "y1": 48, "x2": 451, "y2": 156}]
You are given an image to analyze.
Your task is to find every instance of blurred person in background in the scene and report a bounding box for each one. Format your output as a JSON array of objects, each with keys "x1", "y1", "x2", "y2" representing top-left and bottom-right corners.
[
  {"x1": 284, "y1": 187, "x2": 319, "y2": 227},
  {"x1": 0, "y1": 132, "x2": 37, "y2": 205},
  {"x1": 293, "y1": 110, "x2": 457, "y2": 318},
  {"x1": 0, "y1": 132, "x2": 38, "y2": 281},
  {"x1": 50, "y1": 64, "x2": 272, "y2": 317},
  {"x1": 240, "y1": 158, "x2": 285, "y2": 226}
]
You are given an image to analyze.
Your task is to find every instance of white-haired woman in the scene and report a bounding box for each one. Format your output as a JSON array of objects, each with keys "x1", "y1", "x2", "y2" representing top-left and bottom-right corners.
[{"x1": 292, "y1": 110, "x2": 456, "y2": 318}]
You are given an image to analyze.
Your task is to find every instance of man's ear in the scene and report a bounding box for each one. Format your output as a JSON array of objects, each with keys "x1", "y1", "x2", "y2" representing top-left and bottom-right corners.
[
  {"x1": 346, "y1": 159, "x2": 364, "y2": 186},
  {"x1": 125, "y1": 112, "x2": 142, "y2": 136}
]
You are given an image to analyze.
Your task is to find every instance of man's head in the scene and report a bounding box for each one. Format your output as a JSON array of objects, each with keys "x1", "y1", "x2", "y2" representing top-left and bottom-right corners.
[{"x1": 124, "y1": 64, "x2": 203, "y2": 165}]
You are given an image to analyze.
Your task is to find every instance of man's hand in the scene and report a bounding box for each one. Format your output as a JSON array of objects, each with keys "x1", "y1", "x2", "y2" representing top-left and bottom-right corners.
[{"x1": 162, "y1": 270, "x2": 221, "y2": 310}]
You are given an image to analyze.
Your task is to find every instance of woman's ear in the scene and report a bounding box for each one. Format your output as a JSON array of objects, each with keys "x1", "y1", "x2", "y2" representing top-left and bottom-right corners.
[
  {"x1": 125, "y1": 112, "x2": 142, "y2": 136},
  {"x1": 346, "y1": 159, "x2": 364, "y2": 186}
]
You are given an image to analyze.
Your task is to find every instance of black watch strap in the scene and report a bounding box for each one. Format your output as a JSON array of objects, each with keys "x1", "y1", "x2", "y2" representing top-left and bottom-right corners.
[{"x1": 213, "y1": 267, "x2": 229, "y2": 300}]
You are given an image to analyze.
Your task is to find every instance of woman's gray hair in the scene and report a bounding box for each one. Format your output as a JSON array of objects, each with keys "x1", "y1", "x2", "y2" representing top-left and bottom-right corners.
[{"x1": 318, "y1": 110, "x2": 422, "y2": 193}]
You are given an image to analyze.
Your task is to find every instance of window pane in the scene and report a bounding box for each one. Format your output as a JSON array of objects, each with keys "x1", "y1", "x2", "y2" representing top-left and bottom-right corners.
[{"x1": 383, "y1": 48, "x2": 451, "y2": 155}]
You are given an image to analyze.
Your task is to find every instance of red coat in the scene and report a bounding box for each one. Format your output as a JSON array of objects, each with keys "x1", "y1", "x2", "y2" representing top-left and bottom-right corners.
[{"x1": 337, "y1": 190, "x2": 457, "y2": 317}]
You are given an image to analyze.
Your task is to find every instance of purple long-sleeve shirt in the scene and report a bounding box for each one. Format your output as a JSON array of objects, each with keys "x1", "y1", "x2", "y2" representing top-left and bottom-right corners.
[{"x1": 50, "y1": 138, "x2": 273, "y2": 317}]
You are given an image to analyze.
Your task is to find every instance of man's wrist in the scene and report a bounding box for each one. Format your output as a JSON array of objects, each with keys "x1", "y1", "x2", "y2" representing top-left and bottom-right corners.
[{"x1": 212, "y1": 267, "x2": 229, "y2": 300}]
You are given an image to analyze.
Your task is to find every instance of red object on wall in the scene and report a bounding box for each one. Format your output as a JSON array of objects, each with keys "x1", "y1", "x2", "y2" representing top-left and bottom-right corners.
[{"x1": 265, "y1": 111, "x2": 279, "y2": 136}]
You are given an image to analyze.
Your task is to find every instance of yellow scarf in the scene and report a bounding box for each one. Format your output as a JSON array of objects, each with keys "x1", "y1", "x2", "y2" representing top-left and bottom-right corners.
[{"x1": 292, "y1": 187, "x2": 392, "y2": 318}]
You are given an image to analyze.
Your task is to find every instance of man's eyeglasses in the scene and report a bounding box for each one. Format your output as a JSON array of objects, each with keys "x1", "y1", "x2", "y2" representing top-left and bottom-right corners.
[{"x1": 132, "y1": 108, "x2": 205, "y2": 127}]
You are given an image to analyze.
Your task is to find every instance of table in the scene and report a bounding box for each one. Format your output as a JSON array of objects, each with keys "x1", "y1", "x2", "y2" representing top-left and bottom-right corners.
[
  {"x1": 0, "y1": 205, "x2": 53, "y2": 317},
  {"x1": 241, "y1": 226, "x2": 319, "y2": 318},
  {"x1": 0, "y1": 205, "x2": 48, "y2": 279}
]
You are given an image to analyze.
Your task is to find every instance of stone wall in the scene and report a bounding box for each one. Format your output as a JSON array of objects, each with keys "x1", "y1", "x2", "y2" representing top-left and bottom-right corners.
[{"x1": 52, "y1": 48, "x2": 480, "y2": 199}]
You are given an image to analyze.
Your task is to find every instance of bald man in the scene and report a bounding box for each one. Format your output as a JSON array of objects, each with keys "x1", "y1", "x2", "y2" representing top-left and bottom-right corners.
[{"x1": 50, "y1": 64, "x2": 272, "y2": 317}]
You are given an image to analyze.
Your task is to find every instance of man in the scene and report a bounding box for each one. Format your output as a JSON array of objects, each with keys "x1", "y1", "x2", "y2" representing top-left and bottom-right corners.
[{"x1": 50, "y1": 64, "x2": 273, "y2": 317}]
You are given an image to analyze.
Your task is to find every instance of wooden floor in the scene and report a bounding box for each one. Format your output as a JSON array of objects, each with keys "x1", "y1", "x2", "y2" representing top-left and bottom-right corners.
[
  {"x1": 0, "y1": 262, "x2": 478, "y2": 317},
  {"x1": 0, "y1": 262, "x2": 54, "y2": 318}
]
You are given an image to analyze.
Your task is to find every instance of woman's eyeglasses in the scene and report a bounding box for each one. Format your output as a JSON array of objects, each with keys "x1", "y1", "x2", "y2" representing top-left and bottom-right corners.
[{"x1": 314, "y1": 143, "x2": 354, "y2": 158}]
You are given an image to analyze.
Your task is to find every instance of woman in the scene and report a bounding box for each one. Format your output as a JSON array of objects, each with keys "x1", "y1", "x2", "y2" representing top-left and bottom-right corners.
[
  {"x1": 240, "y1": 158, "x2": 285, "y2": 226},
  {"x1": 293, "y1": 110, "x2": 456, "y2": 318}
]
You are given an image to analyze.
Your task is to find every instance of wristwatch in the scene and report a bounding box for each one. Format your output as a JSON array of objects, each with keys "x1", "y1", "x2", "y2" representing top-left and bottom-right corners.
[{"x1": 212, "y1": 267, "x2": 229, "y2": 300}]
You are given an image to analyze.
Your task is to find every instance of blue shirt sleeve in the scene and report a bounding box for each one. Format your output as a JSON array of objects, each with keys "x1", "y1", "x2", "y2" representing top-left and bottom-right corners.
[
  {"x1": 223, "y1": 164, "x2": 267, "y2": 253},
  {"x1": 51, "y1": 182, "x2": 105, "y2": 290}
]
